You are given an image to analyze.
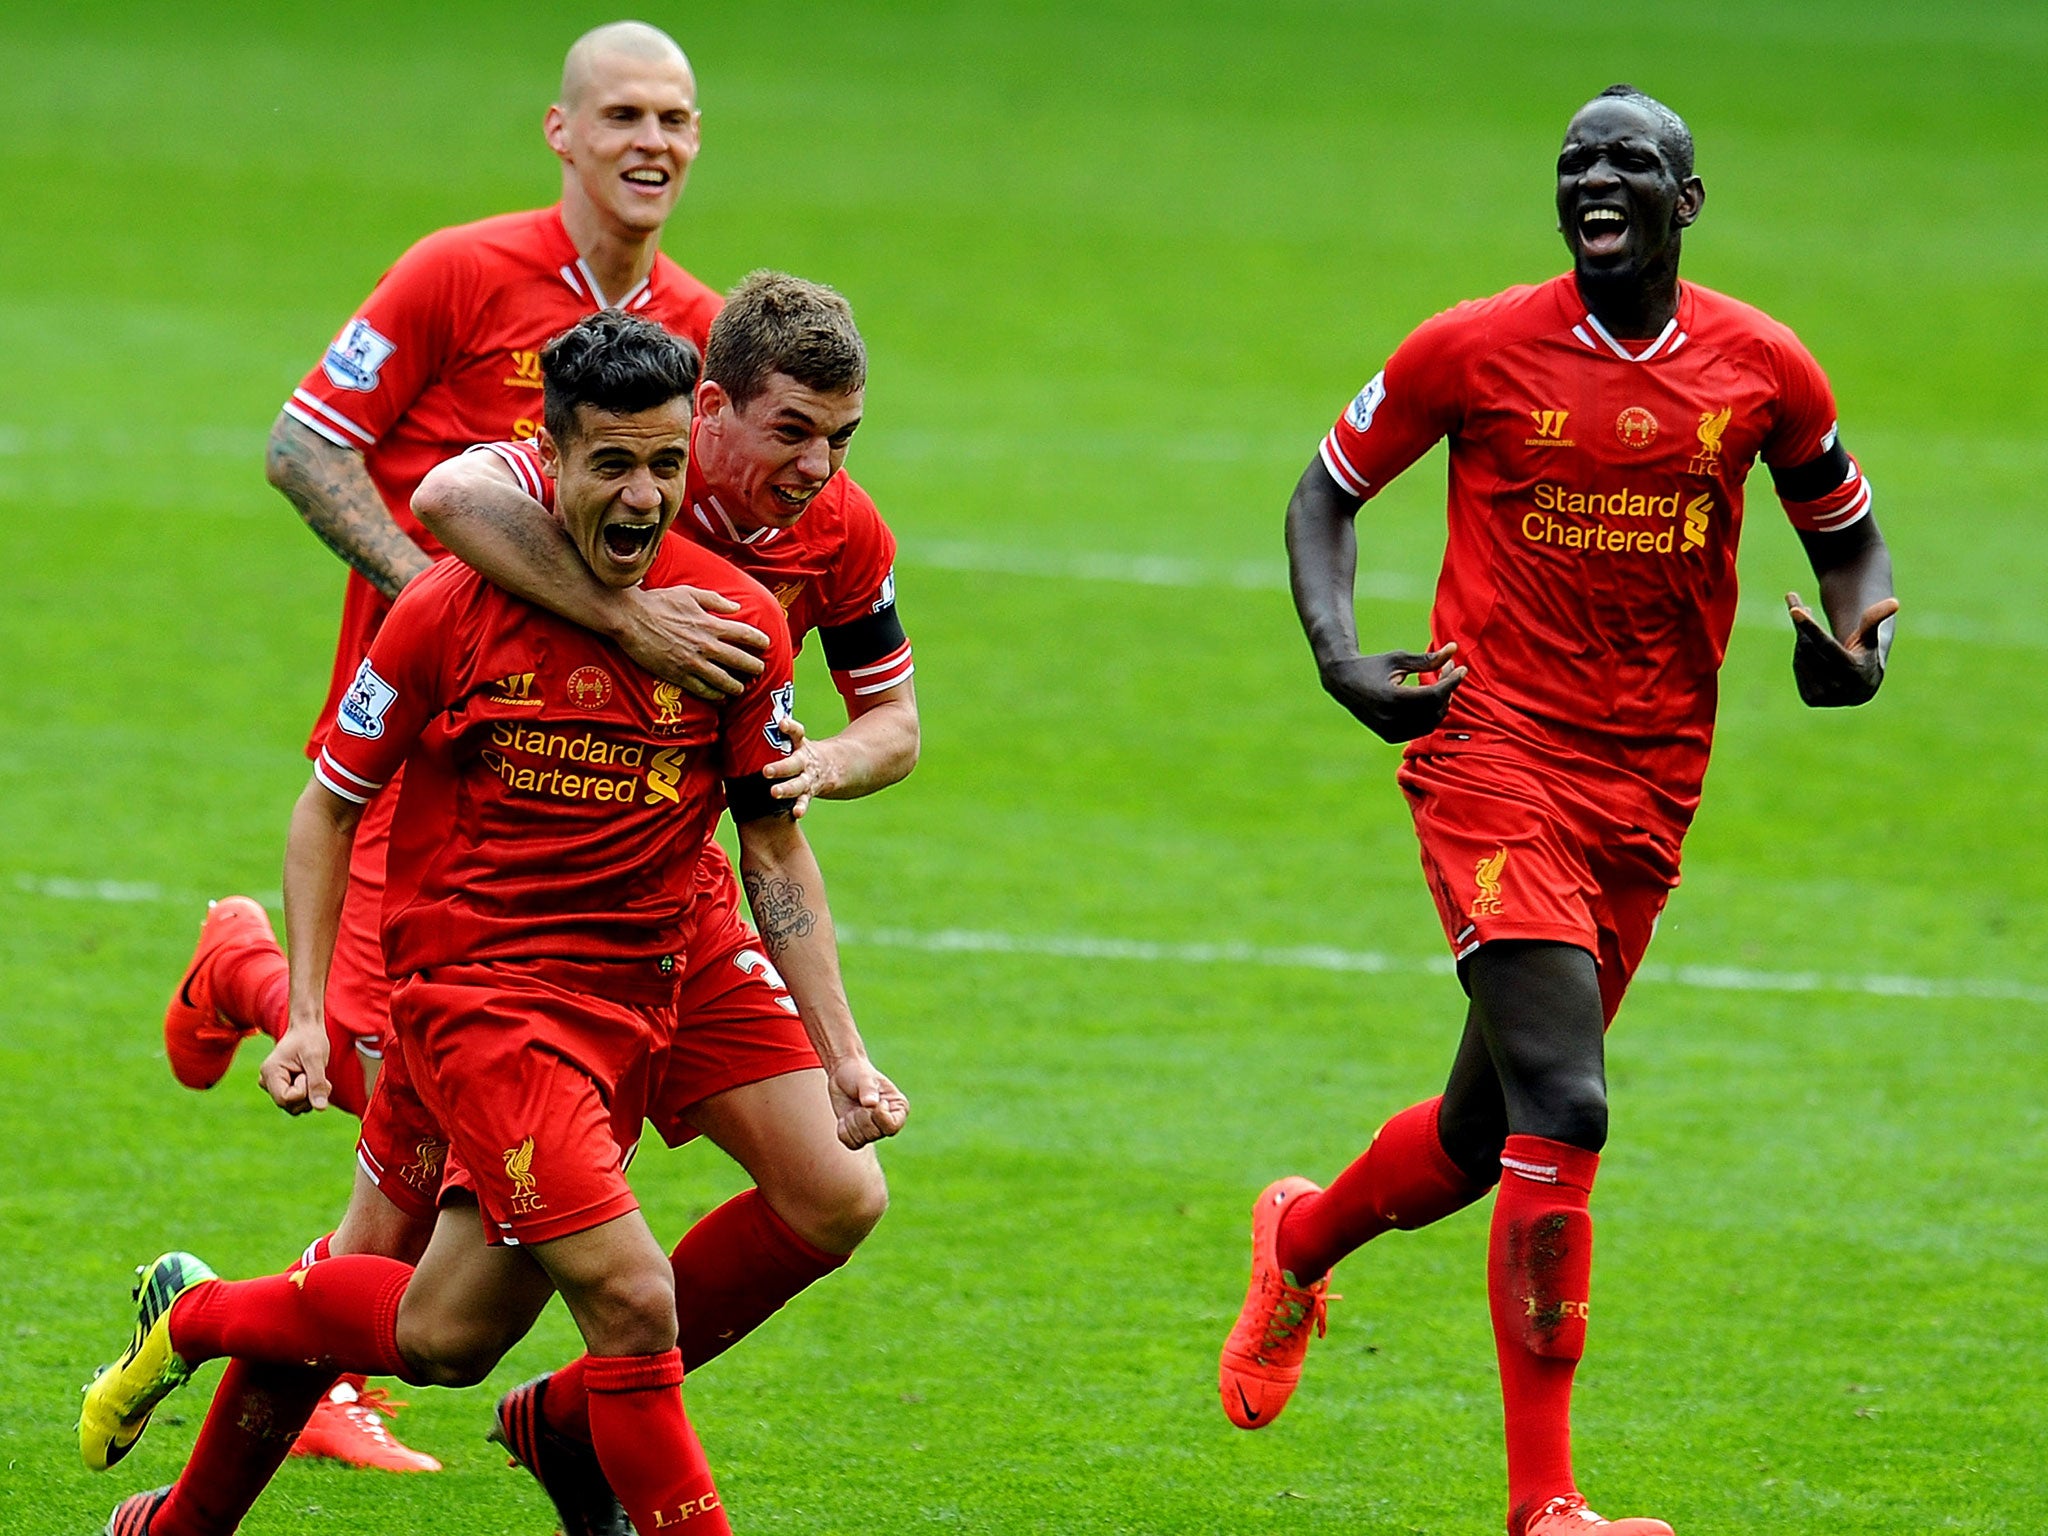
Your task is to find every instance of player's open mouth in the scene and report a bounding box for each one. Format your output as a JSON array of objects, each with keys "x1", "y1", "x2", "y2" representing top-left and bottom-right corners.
[
  {"x1": 769, "y1": 485, "x2": 819, "y2": 513},
  {"x1": 602, "y1": 520, "x2": 660, "y2": 560},
  {"x1": 1577, "y1": 205, "x2": 1629, "y2": 258},
  {"x1": 622, "y1": 167, "x2": 670, "y2": 191}
]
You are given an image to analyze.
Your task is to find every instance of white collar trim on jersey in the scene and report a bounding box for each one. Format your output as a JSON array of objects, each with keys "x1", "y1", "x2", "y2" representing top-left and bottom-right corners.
[
  {"x1": 557, "y1": 258, "x2": 654, "y2": 313},
  {"x1": 1574, "y1": 310, "x2": 1687, "y2": 363},
  {"x1": 692, "y1": 495, "x2": 782, "y2": 547}
]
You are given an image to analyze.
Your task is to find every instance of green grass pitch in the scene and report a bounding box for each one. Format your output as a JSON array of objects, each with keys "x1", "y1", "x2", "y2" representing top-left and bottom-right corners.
[{"x1": 3, "y1": 1, "x2": 2044, "y2": 1530}]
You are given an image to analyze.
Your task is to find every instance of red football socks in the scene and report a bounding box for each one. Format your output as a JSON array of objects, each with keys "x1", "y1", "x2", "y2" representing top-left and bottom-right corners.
[
  {"x1": 212, "y1": 939, "x2": 288, "y2": 1040},
  {"x1": 543, "y1": 1189, "x2": 846, "y2": 1440},
  {"x1": 150, "y1": 1359, "x2": 335, "y2": 1536},
  {"x1": 1276, "y1": 1097, "x2": 1492, "y2": 1282},
  {"x1": 1489, "y1": 1133, "x2": 1599, "y2": 1530},
  {"x1": 167, "y1": 1255, "x2": 413, "y2": 1381},
  {"x1": 585, "y1": 1350, "x2": 731, "y2": 1535}
]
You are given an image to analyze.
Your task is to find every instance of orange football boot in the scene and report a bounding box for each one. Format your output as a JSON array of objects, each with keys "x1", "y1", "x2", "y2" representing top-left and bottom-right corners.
[
  {"x1": 1517, "y1": 1494, "x2": 1675, "y2": 1536},
  {"x1": 289, "y1": 1378, "x2": 441, "y2": 1473},
  {"x1": 1218, "y1": 1176, "x2": 1331, "y2": 1429},
  {"x1": 163, "y1": 897, "x2": 279, "y2": 1089}
]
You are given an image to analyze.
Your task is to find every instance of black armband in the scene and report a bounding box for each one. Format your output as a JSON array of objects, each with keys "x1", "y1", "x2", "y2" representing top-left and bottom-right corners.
[
  {"x1": 724, "y1": 774, "x2": 793, "y2": 824},
  {"x1": 1770, "y1": 439, "x2": 1853, "y2": 504},
  {"x1": 819, "y1": 605, "x2": 908, "y2": 672}
]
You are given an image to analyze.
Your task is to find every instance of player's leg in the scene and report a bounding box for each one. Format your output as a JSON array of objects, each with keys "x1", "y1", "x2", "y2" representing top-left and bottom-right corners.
[
  {"x1": 162, "y1": 897, "x2": 286, "y2": 1089},
  {"x1": 1464, "y1": 939, "x2": 1667, "y2": 1536},
  {"x1": 529, "y1": 1212, "x2": 731, "y2": 1536},
  {"x1": 534, "y1": 1067, "x2": 881, "y2": 1455}
]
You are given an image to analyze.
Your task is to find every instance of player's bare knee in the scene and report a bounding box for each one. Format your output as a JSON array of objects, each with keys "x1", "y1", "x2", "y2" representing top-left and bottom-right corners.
[
  {"x1": 779, "y1": 1155, "x2": 888, "y2": 1255},
  {"x1": 394, "y1": 1311, "x2": 507, "y2": 1387},
  {"x1": 570, "y1": 1263, "x2": 679, "y2": 1358}
]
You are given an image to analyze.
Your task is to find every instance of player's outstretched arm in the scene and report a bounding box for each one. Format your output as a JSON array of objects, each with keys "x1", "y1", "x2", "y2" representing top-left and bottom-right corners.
[
  {"x1": 1285, "y1": 458, "x2": 1468, "y2": 742},
  {"x1": 412, "y1": 452, "x2": 768, "y2": 701},
  {"x1": 266, "y1": 779, "x2": 364, "y2": 1114},
  {"x1": 763, "y1": 680, "x2": 919, "y2": 815},
  {"x1": 734, "y1": 811, "x2": 908, "y2": 1149},
  {"x1": 1787, "y1": 514, "x2": 1897, "y2": 708},
  {"x1": 266, "y1": 412, "x2": 432, "y2": 599}
]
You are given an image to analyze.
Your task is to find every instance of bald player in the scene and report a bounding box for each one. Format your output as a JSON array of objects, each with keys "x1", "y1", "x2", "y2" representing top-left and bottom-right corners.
[{"x1": 147, "y1": 21, "x2": 771, "y2": 1491}]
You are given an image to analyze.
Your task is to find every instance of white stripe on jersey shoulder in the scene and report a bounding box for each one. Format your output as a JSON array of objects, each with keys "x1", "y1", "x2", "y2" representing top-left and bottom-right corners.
[
  {"x1": 1318, "y1": 435, "x2": 1371, "y2": 497},
  {"x1": 691, "y1": 496, "x2": 781, "y2": 546},
  {"x1": 289, "y1": 389, "x2": 376, "y2": 446},
  {"x1": 468, "y1": 441, "x2": 546, "y2": 501},
  {"x1": 1583, "y1": 311, "x2": 1679, "y2": 363},
  {"x1": 284, "y1": 402, "x2": 353, "y2": 450},
  {"x1": 314, "y1": 758, "x2": 372, "y2": 805},
  {"x1": 317, "y1": 751, "x2": 383, "y2": 793}
]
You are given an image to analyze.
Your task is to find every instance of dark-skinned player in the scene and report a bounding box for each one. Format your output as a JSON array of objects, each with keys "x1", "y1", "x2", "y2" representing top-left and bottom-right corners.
[{"x1": 1217, "y1": 84, "x2": 1895, "y2": 1536}]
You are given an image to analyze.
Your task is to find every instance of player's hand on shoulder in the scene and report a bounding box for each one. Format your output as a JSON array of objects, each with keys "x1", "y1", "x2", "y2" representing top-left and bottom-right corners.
[
  {"x1": 259, "y1": 1015, "x2": 333, "y2": 1115},
  {"x1": 1320, "y1": 642, "x2": 1468, "y2": 743},
  {"x1": 621, "y1": 584, "x2": 771, "y2": 701},
  {"x1": 763, "y1": 713, "x2": 831, "y2": 817},
  {"x1": 1786, "y1": 592, "x2": 1896, "y2": 708},
  {"x1": 827, "y1": 1054, "x2": 908, "y2": 1150}
]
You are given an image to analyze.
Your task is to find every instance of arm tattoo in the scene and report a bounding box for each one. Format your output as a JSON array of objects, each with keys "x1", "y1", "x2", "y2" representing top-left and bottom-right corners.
[
  {"x1": 741, "y1": 871, "x2": 817, "y2": 954},
  {"x1": 268, "y1": 420, "x2": 429, "y2": 599}
]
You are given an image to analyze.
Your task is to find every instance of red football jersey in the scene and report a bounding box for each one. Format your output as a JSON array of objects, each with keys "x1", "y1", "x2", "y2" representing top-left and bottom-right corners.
[
  {"x1": 285, "y1": 205, "x2": 723, "y2": 755},
  {"x1": 314, "y1": 443, "x2": 794, "y2": 973},
  {"x1": 1319, "y1": 273, "x2": 1870, "y2": 817},
  {"x1": 678, "y1": 424, "x2": 913, "y2": 706}
]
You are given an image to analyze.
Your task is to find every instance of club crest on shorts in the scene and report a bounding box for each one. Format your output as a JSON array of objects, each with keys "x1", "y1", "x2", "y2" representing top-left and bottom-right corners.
[
  {"x1": 1470, "y1": 846, "x2": 1508, "y2": 918},
  {"x1": 336, "y1": 659, "x2": 398, "y2": 739},
  {"x1": 398, "y1": 1138, "x2": 446, "y2": 1195},
  {"x1": 322, "y1": 317, "x2": 397, "y2": 393},
  {"x1": 503, "y1": 1136, "x2": 545, "y2": 1216}
]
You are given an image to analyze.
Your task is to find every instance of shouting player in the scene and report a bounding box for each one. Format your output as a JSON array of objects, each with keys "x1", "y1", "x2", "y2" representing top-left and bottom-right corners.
[
  {"x1": 157, "y1": 19, "x2": 757, "y2": 1471},
  {"x1": 86, "y1": 314, "x2": 905, "y2": 1536},
  {"x1": 1217, "y1": 86, "x2": 1895, "y2": 1536},
  {"x1": 414, "y1": 271, "x2": 917, "y2": 1529}
]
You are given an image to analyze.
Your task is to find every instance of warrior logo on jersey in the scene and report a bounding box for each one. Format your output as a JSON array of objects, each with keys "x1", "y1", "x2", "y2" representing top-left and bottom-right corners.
[
  {"x1": 503, "y1": 1137, "x2": 544, "y2": 1215},
  {"x1": 1615, "y1": 407, "x2": 1659, "y2": 449},
  {"x1": 1470, "y1": 847, "x2": 1508, "y2": 918},
  {"x1": 567, "y1": 666, "x2": 613, "y2": 710},
  {"x1": 322, "y1": 318, "x2": 397, "y2": 393},
  {"x1": 1345, "y1": 372, "x2": 1388, "y2": 433},
  {"x1": 651, "y1": 681, "x2": 688, "y2": 730},
  {"x1": 336, "y1": 660, "x2": 398, "y2": 740},
  {"x1": 1689, "y1": 406, "x2": 1731, "y2": 475},
  {"x1": 503, "y1": 350, "x2": 545, "y2": 389},
  {"x1": 764, "y1": 681, "x2": 797, "y2": 754},
  {"x1": 487, "y1": 672, "x2": 542, "y2": 707},
  {"x1": 1526, "y1": 409, "x2": 1574, "y2": 448}
]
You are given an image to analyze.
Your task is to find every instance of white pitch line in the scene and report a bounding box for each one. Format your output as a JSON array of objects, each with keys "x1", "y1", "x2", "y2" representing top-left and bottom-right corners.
[
  {"x1": 896, "y1": 540, "x2": 2048, "y2": 647},
  {"x1": 15, "y1": 888, "x2": 2044, "y2": 1007},
  {"x1": 840, "y1": 925, "x2": 2048, "y2": 1007}
]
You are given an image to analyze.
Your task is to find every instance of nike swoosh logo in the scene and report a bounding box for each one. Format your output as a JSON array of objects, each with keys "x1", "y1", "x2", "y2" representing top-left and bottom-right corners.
[{"x1": 1236, "y1": 1383, "x2": 1261, "y2": 1423}]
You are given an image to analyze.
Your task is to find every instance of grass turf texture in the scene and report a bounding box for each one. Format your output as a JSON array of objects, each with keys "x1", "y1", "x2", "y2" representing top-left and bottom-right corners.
[{"x1": 2, "y1": 0, "x2": 2044, "y2": 1529}]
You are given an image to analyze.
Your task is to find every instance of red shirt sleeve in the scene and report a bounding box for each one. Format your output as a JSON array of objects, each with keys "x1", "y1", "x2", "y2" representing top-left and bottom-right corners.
[
  {"x1": 282, "y1": 230, "x2": 469, "y2": 452},
  {"x1": 815, "y1": 482, "x2": 914, "y2": 706},
  {"x1": 313, "y1": 564, "x2": 462, "y2": 802},
  {"x1": 1317, "y1": 307, "x2": 1470, "y2": 501},
  {"x1": 1761, "y1": 335, "x2": 1872, "y2": 534},
  {"x1": 715, "y1": 597, "x2": 798, "y2": 783},
  {"x1": 463, "y1": 439, "x2": 555, "y2": 509}
]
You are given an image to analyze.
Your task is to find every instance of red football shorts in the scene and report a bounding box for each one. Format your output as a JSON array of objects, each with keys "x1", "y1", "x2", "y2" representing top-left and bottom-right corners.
[
  {"x1": 387, "y1": 958, "x2": 676, "y2": 1247},
  {"x1": 1398, "y1": 747, "x2": 1683, "y2": 1024},
  {"x1": 326, "y1": 773, "x2": 398, "y2": 1060},
  {"x1": 646, "y1": 849, "x2": 821, "y2": 1149},
  {"x1": 354, "y1": 1016, "x2": 447, "y2": 1226}
]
